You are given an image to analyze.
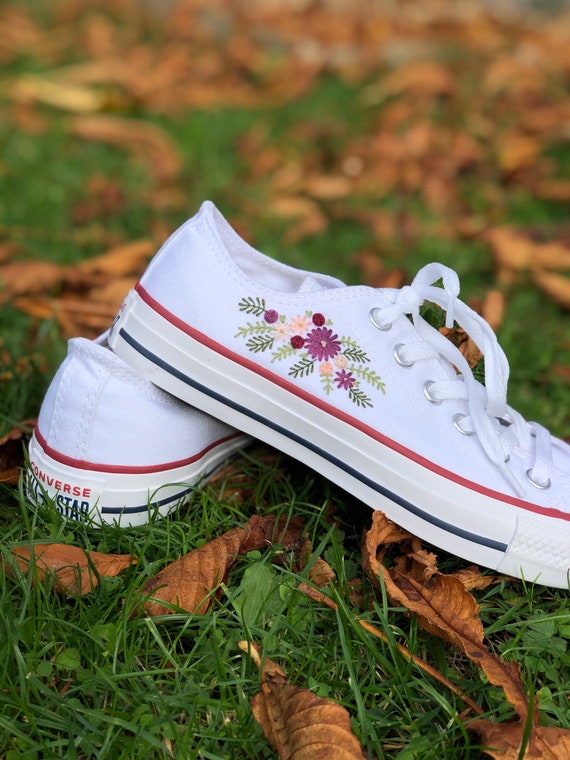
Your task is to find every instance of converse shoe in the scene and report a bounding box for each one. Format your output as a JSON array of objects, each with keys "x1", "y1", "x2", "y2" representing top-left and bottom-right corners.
[
  {"x1": 108, "y1": 201, "x2": 570, "y2": 587},
  {"x1": 27, "y1": 333, "x2": 250, "y2": 527}
]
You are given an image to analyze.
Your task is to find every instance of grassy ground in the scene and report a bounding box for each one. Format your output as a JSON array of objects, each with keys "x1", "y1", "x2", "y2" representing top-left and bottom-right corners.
[{"x1": 1, "y1": 2, "x2": 570, "y2": 758}]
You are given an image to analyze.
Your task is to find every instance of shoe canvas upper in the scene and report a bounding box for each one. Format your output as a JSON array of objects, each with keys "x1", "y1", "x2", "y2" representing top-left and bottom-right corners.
[{"x1": 131, "y1": 201, "x2": 570, "y2": 516}]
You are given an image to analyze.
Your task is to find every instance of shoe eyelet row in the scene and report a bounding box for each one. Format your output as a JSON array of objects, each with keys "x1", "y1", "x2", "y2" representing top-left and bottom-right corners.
[
  {"x1": 393, "y1": 343, "x2": 414, "y2": 367},
  {"x1": 526, "y1": 469, "x2": 551, "y2": 490},
  {"x1": 369, "y1": 308, "x2": 392, "y2": 331},
  {"x1": 423, "y1": 380, "x2": 442, "y2": 405}
]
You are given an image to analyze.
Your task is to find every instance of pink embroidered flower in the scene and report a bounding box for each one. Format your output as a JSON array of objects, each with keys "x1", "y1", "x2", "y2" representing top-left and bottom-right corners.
[
  {"x1": 320, "y1": 361, "x2": 334, "y2": 375},
  {"x1": 312, "y1": 312, "x2": 326, "y2": 326},
  {"x1": 291, "y1": 335, "x2": 305, "y2": 349},
  {"x1": 289, "y1": 314, "x2": 311, "y2": 334},
  {"x1": 264, "y1": 309, "x2": 279, "y2": 324},
  {"x1": 272, "y1": 322, "x2": 292, "y2": 342},
  {"x1": 334, "y1": 354, "x2": 347, "y2": 369},
  {"x1": 335, "y1": 369, "x2": 355, "y2": 390},
  {"x1": 305, "y1": 327, "x2": 341, "y2": 361}
]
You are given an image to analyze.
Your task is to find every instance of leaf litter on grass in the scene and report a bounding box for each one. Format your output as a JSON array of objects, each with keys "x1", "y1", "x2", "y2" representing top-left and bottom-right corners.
[{"x1": 2, "y1": 0, "x2": 570, "y2": 757}]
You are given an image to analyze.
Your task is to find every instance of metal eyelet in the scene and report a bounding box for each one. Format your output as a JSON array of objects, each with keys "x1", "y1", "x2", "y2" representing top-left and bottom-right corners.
[
  {"x1": 393, "y1": 343, "x2": 414, "y2": 367},
  {"x1": 369, "y1": 308, "x2": 392, "y2": 331},
  {"x1": 452, "y1": 413, "x2": 474, "y2": 435},
  {"x1": 423, "y1": 381, "x2": 441, "y2": 404},
  {"x1": 526, "y1": 469, "x2": 551, "y2": 490}
]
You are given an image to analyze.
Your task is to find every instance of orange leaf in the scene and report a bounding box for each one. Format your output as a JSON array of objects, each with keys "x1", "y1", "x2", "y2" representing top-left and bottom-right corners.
[
  {"x1": 7, "y1": 543, "x2": 136, "y2": 595},
  {"x1": 239, "y1": 641, "x2": 371, "y2": 760},
  {"x1": 139, "y1": 515, "x2": 304, "y2": 616}
]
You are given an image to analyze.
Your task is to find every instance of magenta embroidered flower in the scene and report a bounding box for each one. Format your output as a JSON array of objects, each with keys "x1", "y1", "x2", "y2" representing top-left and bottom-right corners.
[
  {"x1": 320, "y1": 361, "x2": 334, "y2": 376},
  {"x1": 305, "y1": 327, "x2": 341, "y2": 362},
  {"x1": 291, "y1": 335, "x2": 305, "y2": 349},
  {"x1": 312, "y1": 312, "x2": 326, "y2": 326},
  {"x1": 335, "y1": 369, "x2": 356, "y2": 390},
  {"x1": 264, "y1": 309, "x2": 279, "y2": 324}
]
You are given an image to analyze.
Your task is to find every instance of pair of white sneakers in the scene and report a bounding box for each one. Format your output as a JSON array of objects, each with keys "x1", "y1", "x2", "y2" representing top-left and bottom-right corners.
[{"x1": 27, "y1": 201, "x2": 570, "y2": 588}]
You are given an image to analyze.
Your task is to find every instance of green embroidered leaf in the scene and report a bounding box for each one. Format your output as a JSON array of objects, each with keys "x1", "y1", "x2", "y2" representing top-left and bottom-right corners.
[
  {"x1": 348, "y1": 385, "x2": 373, "y2": 408},
  {"x1": 341, "y1": 338, "x2": 370, "y2": 364},
  {"x1": 271, "y1": 343, "x2": 296, "y2": 362},
  {"x1": 246, "y1": 334, "x2": 274, "y2": 353},
  {"x1": 238, "y1": 296, "x2": 266, "y2": 316},
  {"x1": 289, "y1": 355, "x2": 316, "y2": 379},
  {"x1": 320, "y1": 374, "x2": 335, "y2": 394},
  {"x1": 235, "y1": 321, "x2": 270, "y2": 338},
  {"x1": 349, "y1": 364, "x2": 386, "y2": 392}
]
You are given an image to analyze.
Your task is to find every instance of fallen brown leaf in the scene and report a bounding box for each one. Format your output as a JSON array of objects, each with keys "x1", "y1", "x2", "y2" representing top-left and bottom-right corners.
[
  {"x1": 0, "y1": 261, "x2": 65, "y2": 305},
  {"x1": 0, "y1": 418, "x2": 35, "y2": 485},
  {"x1": 362, "y1": 512, "x2": 531, "y2": 723},
  {"x1": 299, "y1": 537, "x2": 336, "y2": 588},
  {"x1": 7, "y1": 543, "x2": 136, "y2": 595},
  {"x1": 239, "y1": 641, "x2": 371, "y2": 760},
  {"x1": 531, "y1": 270, "x2": 570, "y2": 310},
  {"x1": 139, "y1": 514, "x2": 304, "y2": 616},
  {"x1": 69, "y1": 115, "x2": 182, "y2": 185},
  {"x1": 470, "y1": 719, "x2": 570, "y2": 759}
]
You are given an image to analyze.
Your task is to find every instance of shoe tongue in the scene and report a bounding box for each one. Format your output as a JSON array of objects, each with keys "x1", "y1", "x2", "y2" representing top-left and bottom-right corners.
[{"x1": 298, "y1": 276, "x2": 325, "y2": 293}]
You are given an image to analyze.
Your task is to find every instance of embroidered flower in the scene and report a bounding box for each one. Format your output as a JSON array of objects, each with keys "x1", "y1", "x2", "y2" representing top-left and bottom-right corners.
[
  {"x1": 334, "y1": 354, "x2": 347, "y2": 369},
  {"x1": 236, "y1": 296, "x2": 386, "y2": 408},
  {"x1": 289, "y1": 314, "x2": 311, "y2": 334},
  {"x1": 272, "y1": 322, "x2": 292, "y2": 342},
  {"x1": 335, "y1": 369, "x2": 356, "y2": 390},
  {"x1": 304, "y1": 327, "x2": 341, "y2": 362}
]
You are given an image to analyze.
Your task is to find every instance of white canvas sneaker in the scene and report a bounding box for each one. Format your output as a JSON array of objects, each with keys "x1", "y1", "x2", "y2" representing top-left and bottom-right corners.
[
  {"x1": 26, "y1": 333, "x2": 250, "y2": 527},
  {"x1": 108, "y1": 200, "x2": 570, "y2": 587}
]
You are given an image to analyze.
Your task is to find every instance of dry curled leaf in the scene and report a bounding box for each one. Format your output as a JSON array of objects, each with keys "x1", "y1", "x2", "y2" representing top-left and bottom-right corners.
[
  {"x1": 239, "y1": 641, "x2": 371, "y2": 760},
  {"x1": 470, "y1": 719, "x2": 570, "y2": 759},
  {"x1": 362, "y1": 512, "x2": 531, "y2": 723},
  {"x1": 139, "y1": 514, "x2": 304, "y2": 616},
  {"x1": 7, "y1": 543, "x2": 136, "y2": 595},
  {"x1": 0, "y1": 418, "x2": 35, "y2": 484}
]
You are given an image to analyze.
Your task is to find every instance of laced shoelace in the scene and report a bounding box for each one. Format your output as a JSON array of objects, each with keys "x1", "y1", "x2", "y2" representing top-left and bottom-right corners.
[{"x1": 370, "y1": 262, "x2": 553, "y2": 498}]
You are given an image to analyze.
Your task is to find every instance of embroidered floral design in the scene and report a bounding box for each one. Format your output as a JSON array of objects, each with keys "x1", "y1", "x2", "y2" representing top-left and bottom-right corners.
[{"x1": 236, "y1": 296, "x2": 386, "y2": 408}]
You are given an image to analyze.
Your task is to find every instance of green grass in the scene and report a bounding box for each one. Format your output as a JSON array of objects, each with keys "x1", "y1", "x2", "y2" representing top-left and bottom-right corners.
[{"x1": 2, "y1": 2, "x2": 570, "y2": 758}]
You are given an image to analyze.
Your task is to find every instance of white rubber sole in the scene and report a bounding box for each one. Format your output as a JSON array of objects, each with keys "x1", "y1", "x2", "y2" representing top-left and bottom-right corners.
[
  {"x1": 108, "y1": 288, "x2": 570, "y2": 587},
  {"x1": 27, "y1": 429, "x2": 250, "y2": 528}
]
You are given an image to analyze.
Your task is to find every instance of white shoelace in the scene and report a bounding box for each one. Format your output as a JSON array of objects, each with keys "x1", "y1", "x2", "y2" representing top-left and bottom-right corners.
[{"x1": 372, "y1": 263, "x2": 553, "y2": 497}]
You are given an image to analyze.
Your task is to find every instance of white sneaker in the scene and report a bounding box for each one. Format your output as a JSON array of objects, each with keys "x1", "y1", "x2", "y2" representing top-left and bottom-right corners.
[
  {"x1": 27, "y1": 333, "x2": 250, "y2": 527},
  {"x1": 108, "y1": 200, "x2": 570, "y2": 587}
]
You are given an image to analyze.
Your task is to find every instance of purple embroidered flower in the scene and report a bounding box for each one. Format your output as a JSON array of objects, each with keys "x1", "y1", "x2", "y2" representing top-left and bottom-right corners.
[
  {"x1": 305, "y1": 327, "x2": 341, "y2": 362},
  {"x1": 335, "y1": 369, "x2": 355, "y2": 390},
  {"x1": 312, "y1": 312, "x2": 326, "y2": 326},
  {"x1": 264, "y1": 309, "x2": 279, "y2": 324},
  {"x1": 291, "y1": 335, "x2": 305, "y2": 349}
]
